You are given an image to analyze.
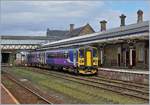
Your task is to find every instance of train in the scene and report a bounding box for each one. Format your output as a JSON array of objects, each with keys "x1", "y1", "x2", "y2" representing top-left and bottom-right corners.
[{"x1": 27, "y1": 46, "x2": 98, "y2": 75}]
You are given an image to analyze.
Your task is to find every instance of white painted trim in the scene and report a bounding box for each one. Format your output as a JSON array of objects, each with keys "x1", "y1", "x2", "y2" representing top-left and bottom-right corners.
[
  {"x1": 125, "y1": 51, "x2": 126, "y2": 67},
  {"x1": 100, "y1": 50, "x2": 103, "y2": 64},
  {"x1": 130, "y1": 49, "x2": 133, "y2": 66}
]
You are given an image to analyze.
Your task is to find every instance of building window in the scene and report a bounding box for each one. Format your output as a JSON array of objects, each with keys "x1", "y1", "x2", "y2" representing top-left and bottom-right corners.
[{"x1": 138, "y1": 47, "x2": 144, "y2": 61}]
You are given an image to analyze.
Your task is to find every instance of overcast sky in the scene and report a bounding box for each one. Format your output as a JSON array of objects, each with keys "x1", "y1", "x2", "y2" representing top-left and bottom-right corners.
[{"x1": 1, "y1": 0, "x2": 150, "y2": 36}]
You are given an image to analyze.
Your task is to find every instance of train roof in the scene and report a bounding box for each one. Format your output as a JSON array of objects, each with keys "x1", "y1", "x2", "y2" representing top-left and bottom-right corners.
[{"x1": 29, "y1": 45, "x2": 96, "y2": 53}]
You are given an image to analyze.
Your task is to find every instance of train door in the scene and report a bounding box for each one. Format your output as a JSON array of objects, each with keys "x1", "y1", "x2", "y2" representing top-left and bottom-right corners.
[
  {"x1": 73, "y1": 50, "x2": 76, "y2": 66},
  {"x1": 68, "y1": 50, "x2": 73, "y2": 63},
  {"x1": 43, "y1": 52, "x2": 46, "y2": 65},
  {"x1": 86, "y1": 50, "x2": 92, "y2": 66}
]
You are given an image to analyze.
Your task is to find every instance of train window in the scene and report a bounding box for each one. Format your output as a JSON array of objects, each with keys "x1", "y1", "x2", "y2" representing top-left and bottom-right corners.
[
  {"x1": 64, "y1": 53, "x2": 68, "y2": 58},
  {"x1": 47, "y1": 53, "x2": 55, "y2": 58},
  {"x1": 47, "y1": 52, "x2": 68, "y2": 59},
  {"x1": 93, "y1": 48, "x2": 98, "y2": 57},
  {"x1": 56, "y1": 53, "x2": 59, "y2": 58},
  {"x1": 57, "y1": 52, "x2": 63, "y2": 58},
  {"x1": 79, "y1": 49, "x2": 84, "y2": 58}
]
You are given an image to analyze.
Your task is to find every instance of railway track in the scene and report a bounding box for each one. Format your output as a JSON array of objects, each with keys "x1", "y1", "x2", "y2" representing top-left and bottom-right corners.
[
  {"x1": 2, "y1": 70, "x2": 59, "y2": 104},
  {"x1": 26, "y1": 67, "x2": 149, "y2": 101},
  {"x1": 29, "y1": 67, "x2": 149, "y2": 91}
]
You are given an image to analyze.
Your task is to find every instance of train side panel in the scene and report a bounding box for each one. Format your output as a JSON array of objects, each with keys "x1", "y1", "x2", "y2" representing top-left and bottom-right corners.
[{"x1": 45, "y1": 49, "x2": 76, "y2": 68}]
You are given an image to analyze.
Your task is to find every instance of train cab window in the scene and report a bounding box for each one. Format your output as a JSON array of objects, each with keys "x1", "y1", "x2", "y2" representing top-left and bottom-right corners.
[
  {"x1": 93, "y1": 48, "x2": 98, "y2": 57},
  {"x1": 79, "y1": 49, "x2": 84, "y2": 58}
]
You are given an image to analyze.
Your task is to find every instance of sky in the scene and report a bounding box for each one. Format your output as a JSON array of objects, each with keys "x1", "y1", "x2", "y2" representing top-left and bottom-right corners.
[{"x1": 0, "y1": 0, "x2": 150, "y2": 36}]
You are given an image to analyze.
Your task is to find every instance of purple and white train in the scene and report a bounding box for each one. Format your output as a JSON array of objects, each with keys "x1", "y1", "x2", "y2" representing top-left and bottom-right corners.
[{"x1": 27, "y1": 46, "x2": 98, "y2": 75}]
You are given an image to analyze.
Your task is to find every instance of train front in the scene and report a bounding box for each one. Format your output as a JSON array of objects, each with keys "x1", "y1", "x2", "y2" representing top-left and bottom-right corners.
[{"x1": 77, "y1": 46, "x2": 98, "y2": 75}]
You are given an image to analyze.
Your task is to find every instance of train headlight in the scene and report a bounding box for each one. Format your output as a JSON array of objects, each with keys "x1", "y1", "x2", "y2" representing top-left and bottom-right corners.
[
  {"x1": 93, "y1": 60, "x2": 96, "y2": 63},
  {"x1": 80, "y1": 60, "x2": 84, "y2": 63},
  {"x1": 93, "y1": 60, "x2": 97, "y2": 65},
  {"x1": 80, "y1": 60, "x2": 83, "y2": 63}
]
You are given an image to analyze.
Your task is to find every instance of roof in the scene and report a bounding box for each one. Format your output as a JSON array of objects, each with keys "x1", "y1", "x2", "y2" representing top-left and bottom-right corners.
[
  {"x1": 65, "y1": 24, "x2": 95, "y2": 37},
  {"x1": 46, "y1": 24, "x2": 95, "y2": 41},
  {"x1": 1, "y1": 35, "x2": 48, "y2": 40},
  {"x1": 1, "y1": 39, "x2": 45, "y2": 45},
  {"x1": 0, "y1": 35, "x2": 48, "y2": 45},
  {"x1": 46, "y1": 30, "x2": 69, "y2": 41},
  {"x1": 41, "y1": 21, "x2": 149, "y2": 48}
]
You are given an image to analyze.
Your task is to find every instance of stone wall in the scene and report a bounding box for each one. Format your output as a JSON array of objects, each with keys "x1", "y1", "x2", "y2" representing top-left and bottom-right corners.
[
  {"x1": 103, "y1": 44, "x2": 118, "y2": 67},
  {"x1": 98, "y1": 69, "x2": 149, "y2": 84},
  {"x1": 135, "y1": 41, "x2": 149, "y2": 69}
]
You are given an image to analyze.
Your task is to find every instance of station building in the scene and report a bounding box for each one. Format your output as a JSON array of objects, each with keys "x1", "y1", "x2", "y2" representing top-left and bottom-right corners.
[
  {"x1": 99, "y1": 12, "x2": 149, "y2": 70},
  {"x1": 42, "y1": 10, "x2": 149, "y2": 70},
  {"x1": 1, "y1": 10, "x2": 149, "y2": 70},
  {"x1": 39, "y1": 10, "x2": 149, "y2": 84}
]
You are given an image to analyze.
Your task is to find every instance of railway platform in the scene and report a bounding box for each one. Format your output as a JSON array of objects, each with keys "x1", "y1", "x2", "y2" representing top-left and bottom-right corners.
[
  {"x1": 1, "y1": 84, "x2": 19, "y2": 104},
  {"x1": 98, "y1": 68, "x2": 149, "y2": 84}
]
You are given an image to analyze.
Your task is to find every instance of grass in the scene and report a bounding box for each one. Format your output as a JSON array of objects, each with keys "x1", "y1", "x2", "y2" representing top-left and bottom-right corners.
[
  {"x1": 2, "y1": 76, "x2": 14, "y2": 88},
  {"x1": 7, "y1": 67, "x2": 148, "y2": 104}
]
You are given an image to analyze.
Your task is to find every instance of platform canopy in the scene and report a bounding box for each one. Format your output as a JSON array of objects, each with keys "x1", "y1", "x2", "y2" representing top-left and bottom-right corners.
[
  {"x1": 40, "y1": 21, "x2": 149, "y2": 50},
  {"x1": 1, "y1": 35, "x2": 49, "y2": 50}
]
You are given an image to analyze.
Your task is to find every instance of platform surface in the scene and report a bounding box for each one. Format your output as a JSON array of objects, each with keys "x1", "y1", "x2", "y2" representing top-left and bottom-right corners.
[
  {"x1": 1, "y1": 84, "x2": 19, "y2": 104},
  {"x1": 99, "y1": 67, "x2": 149, "y2": 75}
]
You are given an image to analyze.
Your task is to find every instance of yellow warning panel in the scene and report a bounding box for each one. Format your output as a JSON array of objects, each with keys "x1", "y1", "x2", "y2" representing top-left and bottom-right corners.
[{"x1": 86, "y1": 51, "x2": 92, "y2": 66}]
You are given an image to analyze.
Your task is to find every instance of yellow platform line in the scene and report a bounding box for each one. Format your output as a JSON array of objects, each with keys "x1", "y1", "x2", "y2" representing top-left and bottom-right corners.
[{"x1": 1, "y1": 84, "x2": 20, "y2": 104}]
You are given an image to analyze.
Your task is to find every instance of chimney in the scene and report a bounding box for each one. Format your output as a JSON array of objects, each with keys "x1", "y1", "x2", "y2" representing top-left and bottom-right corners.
[
  {"x1": 46, "y1": 28, "x2": 50, "y2": 35},
  {"x1": 70, "y1": 24, "x2": 74, "y2": 32},
  {"x1": 100, "y1": 20, "x2": 107, "y2": 31},
  {"x1": 137, "y1": 9, "x2": 143, "y2": 23},
  {"x1": 120, "y1": 14, "x2": 126, "y2": 26}
]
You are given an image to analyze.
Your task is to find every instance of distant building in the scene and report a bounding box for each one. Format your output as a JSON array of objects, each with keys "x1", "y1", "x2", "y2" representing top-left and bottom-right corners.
[{"x1": 46, "y1": 23, "x2": 95, "y2": 41}]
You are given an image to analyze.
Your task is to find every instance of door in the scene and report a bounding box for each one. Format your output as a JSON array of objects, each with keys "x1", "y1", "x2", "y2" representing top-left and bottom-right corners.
[
  {"x1": 118, "y1": 54, "x2": 120, "y2": 66},
  {"x1": 126, "y1": 51, "x2": 129, "y2": 67},
  {"x1": 132, "y1": 50, "x2": 136, "y2": 66},
  {"x1": 86, "y1": 50, "x2": 92, "y2": 66},
  {"x1": 2, "y1": 53, "x2": 10, "y2": 63}
]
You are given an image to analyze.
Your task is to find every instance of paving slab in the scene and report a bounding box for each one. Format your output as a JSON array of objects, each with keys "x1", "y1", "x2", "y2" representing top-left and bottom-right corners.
[{"x1": 1, "y1": 84, "x2": 19, "y2": 104}]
